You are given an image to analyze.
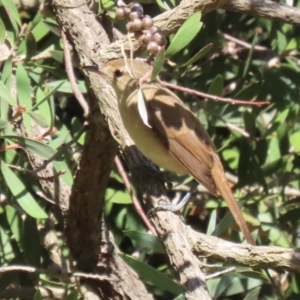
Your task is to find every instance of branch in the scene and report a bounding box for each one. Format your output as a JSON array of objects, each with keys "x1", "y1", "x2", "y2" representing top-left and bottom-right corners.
[
  {"x1": 223, "y1": 0, "x2": 300, "y2": 26},
  {"x1": 188, "y1": 228, "x2": 300, "y2": 273}
]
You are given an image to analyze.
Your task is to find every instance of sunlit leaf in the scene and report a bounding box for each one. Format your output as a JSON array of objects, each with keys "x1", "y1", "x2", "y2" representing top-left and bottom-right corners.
[
  {"x1": 0, "y1": 118, "x2": 9, "y2": 129},
  {"x1": 166, "y1": 12, "x2": 202, "y2": 57},
  {"x1": 242, "y1": 287, "x2": 261, "y2": 300},
  {"x1": 27, "y1": 111, "x2": 49, "y2": 128},
  {"x1": 150, "y1": 48, "x2": 165, "y2": 81},
  {"x1": 181, "y1": 43, "x2": 214, "y2": 67},
  {"x1": 0, "y1": 18, "x2": 6, "y2": 43},
  {"x1": 30, "y1": 80, "x2": 65, "y2": 111},
  {"x1": 0, "y1": 80, "x2": 16, "y2": 105},
  {"x1": 16, "y1": 64, "x2": 32, "y2": 132},
  {"x1": 1, "y1": 161, "x2": 48, "y2": 219},
  {"x1": 1, "y1": 0, "x2": 21, "y2": 27}
]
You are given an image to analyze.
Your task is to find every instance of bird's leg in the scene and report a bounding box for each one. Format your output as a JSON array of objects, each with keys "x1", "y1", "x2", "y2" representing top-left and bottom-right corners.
[{"x1": 151, "y1": 180, "x2": 199, "y2": 213}]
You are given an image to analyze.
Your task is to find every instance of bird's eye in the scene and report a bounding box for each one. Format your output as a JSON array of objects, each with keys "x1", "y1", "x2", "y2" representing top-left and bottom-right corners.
[{"x1": 114, "y1": 69, "x2": 124, "y2": 78}]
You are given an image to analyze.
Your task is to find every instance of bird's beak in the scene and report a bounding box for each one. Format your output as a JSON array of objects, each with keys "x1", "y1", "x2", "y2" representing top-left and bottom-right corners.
[{"x1": 81, "y1": 65, "x2": 101, "y2": 74}]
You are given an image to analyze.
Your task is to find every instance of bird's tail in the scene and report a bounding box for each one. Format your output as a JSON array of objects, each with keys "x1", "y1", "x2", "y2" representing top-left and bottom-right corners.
[{"x1": 212, "y1": 161, "x2": 254, "y2": 245}]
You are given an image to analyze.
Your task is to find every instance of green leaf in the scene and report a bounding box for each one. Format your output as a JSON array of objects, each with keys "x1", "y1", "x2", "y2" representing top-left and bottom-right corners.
[
  {"x1": 16, "y1": 64, "x2": 32, "y2": 132},
  {"x1": 0, "y1": 161, "x2": 48, "y2": 219},
  {"x1": 47, "y1": 80, "x2": 87, "y2": 94},
  {"x1": 16, "y1": 64, "x2": 32, "y2": 108},
  {"x1": 33, "y1": 291, "x2": 43, "y2": 300},
  {"x1": 106, "y1": 188, "x2": 132, "y2": 204},
  {"x1": 243, "y1": 287, "x2": 261, "y2": 300},
  {"x1": 166, "y1": 12, "x2": 202, "y2": 58},
  {"x1": 27, "y1": 111, "x2": 49, "y2": 128},
  {"x1": 25, "y1": 30, "x2": 37, "y2": 60},
  {"x1": 5, "y1": 205, "x2": 22, "y2": 246},
  {"x1": 261, "y1": 156, "x2": 288, "y2": 177},
  {"x1": 206, "y1": 209, "x2": 217, "y2": 235},
  {"x1": 156, "y1": 0, "x2": 170, "y2": 10},
  {"x1": 124, "y1": 231, "x2": 165, "y2": 253},
  {"x1": 3, "y1": 135, "x2": 56, "y2": 159},
  {"x1": 213, "y1": 275, "x2": 234, "y2": 298},
  {"x1": 32, "y1": 20, "x2": 51, "y2": 41},
  {"x1": 1, "y1": 0, "x2": 21, "y2": 27},
  {"x1": 0, "y1": 118, "x2": 9, "y2": 129},
  {"x1": 181, "y1": 43, "x2": 214, "y2": 67},
  {"x1": 49, "y1": 50, "x2": 64, "y2": 63},
  {"x1": 23, "y1": 217, "x2": 41, "y2": 268},
  {"x1": 277, "y1": 30, "x2": 287, "y2": 53},
  {"x1": 208, "y1": 74, "x2": 223, "y2": 96},
  {"x1": 36, "y1": 88, "x2": 55, "y2": 129},
  {"x1": 242, "y1": 33, "x2": 258, "y2": 78},
  {"x1": 211, "y1": 199, "x2": 247, "y2": 239},
  {"x1": 119, "y1": 253, "x2": 182, "y2": 294},
  {"x1": 243, "y1": 111, "x2": 256, "y2": 139},
  {"x1": 0, "y1": 80, "x2": 16, "y2": 105},
  {"x1": 150, "y1": 48, "x2": 165, "y2": 81},
  {"x1": 290, "y1": 131, "x2": 300, "y2": 152},
  {"x1": 1, "y1": 58, "x2": 12, "y2": 86},
  {"x1": 30, "y1": 80, "x2": 65, "y2": 111},
  {"x1": 0, "y1": 18, "x2": 6, "y2": 44},
  {"x1": 64, "y1": 291, "x2": 79, "y2": 300}
]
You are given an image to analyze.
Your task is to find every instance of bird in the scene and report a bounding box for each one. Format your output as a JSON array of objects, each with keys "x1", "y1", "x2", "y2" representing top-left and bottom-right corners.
[{"x1": 83, "y1": 58, "x2": 254, "y2": 245}]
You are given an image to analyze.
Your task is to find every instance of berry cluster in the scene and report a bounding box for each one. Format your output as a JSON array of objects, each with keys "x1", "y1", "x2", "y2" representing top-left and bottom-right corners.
[{"x1": 115, "y1": 1, "x2": 167, "y2": 55}]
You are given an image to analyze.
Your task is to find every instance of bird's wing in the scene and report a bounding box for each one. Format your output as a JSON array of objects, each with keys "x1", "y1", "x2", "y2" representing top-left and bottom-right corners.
[{"x1": 131, "y1": 84, "x2": 219, "y2": 196}]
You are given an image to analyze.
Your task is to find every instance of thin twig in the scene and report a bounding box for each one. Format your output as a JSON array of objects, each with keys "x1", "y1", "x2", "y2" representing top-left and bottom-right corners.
[
  {"x1": 162, "y1": 81, "x2": 270, "y2": 107},
  {"x1": 205, "y1": 267, "x2": 236, "y2": 280},
  {"x1": 13, "y1": 53, "x2": 53, "y2": 63},
  {"x1": 61, "y1": 30, "x2": 89, "y2": 117},
  {"x1": 1, "y1": 128, "x2": 56, "y2": 152},
  {"x1": 0, "y1": 265, "x2": 113, "y2": 281},
  {"x1": 222, "y1": 32, "x2": 269, "y2": 51},
  {"x1": 114, "y1": 156, "x2": 156, "y2": 235},
  {"x1": 6, "y1": 164, "x2": 66, "y2": 181}
]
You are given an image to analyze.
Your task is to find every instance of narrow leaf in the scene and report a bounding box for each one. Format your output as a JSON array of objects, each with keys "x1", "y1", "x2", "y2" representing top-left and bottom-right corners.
[
  {"x1": 137, "y1": 88, "x2": 151, "y2": 128},
  {"x1": 3, "y1": 135, "x2": 56, "y2": 159},
  {"x1": 1, "y1": 0, "x2": 21, "y2": 26},
  {"x1": 30, "y1": 80, "x2": 65, "y2": 111},
  {"x1": 0, "y1": 81, "x2": 16, "y2": 105},
  {"x1": 124, "y1": 231, "x2": 165, "y2": 253},
  {"x1": 1, "y1": 161, "x2": 48, "y2": 219},
  {"x1": 27, "y1": 111, "x2": 49, "y2": 128},
  {"x1": 16, "y1": 64, "x2": 32, "y2": 108},
  {"x1": 119, "y1": 253, "x2": 182, "y2": 294},
  {"x1": 0, "y1": 118, "x2": 9, "y2": 129},
  {"x1": 64, "y1": 291, "x2": 79, "y2": 300},
  {"x1": 150, "y1": 48, "x2": 165, "y2": 82},
  {"x1": 242, "y1": 33, "x2": 258, "y2": 78},
  {"x1": 0, "y1": 18, "x2": 6, "y2": 44},
  {"x1": 243, "y1": 287, "x2": 261, "y2": 300},
  {"x1": 181, "y1": 43, "x2": 214, "y2": 67},
  {"x1": 16, "y1": 64, "x2": 32, "y2": 133},
  {"x1": 23, "y1": 217, "x2": 40, "y2": 268},
  {"x1": 166, "y1": 12, "x2": 202, "y2": 58}
]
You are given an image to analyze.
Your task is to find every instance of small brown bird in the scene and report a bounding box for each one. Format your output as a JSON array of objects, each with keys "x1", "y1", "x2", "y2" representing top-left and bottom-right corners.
[{"x1": 83, "y1": 58, "x2": 254, "y2": 245}]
